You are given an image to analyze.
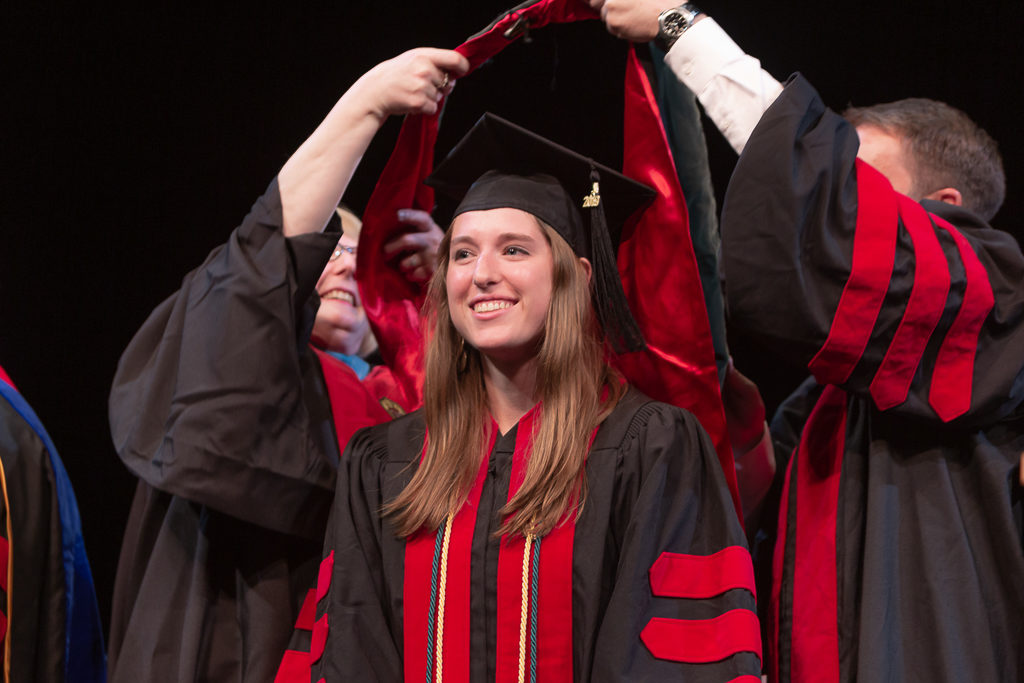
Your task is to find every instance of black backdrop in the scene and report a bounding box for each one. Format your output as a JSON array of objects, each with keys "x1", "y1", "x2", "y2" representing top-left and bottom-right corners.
[{"x1": 5, "y1": 1, "x2": 1022, "y2": 635}]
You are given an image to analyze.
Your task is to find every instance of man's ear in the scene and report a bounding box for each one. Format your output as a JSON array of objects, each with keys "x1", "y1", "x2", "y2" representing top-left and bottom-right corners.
[
  {"x1": 579, "y1": 257, "x2": 593, "y2": 284},
  {"x1": 924, "y1": 186, "x2": 963, "y2": 207}
]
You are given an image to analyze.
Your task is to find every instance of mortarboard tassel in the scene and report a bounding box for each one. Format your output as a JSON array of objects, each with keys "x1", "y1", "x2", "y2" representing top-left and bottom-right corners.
[{"x1": 585, "y1": 168, "x2": 646, "y2": 354}]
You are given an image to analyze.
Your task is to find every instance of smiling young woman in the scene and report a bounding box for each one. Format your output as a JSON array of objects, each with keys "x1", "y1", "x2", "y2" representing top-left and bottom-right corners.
[
  {"x1": 390, "y1": 207, "x2": 615, "y2": 541},
  {"x1": 312, "y1": 114, "x2": 761, "y2": 682}
]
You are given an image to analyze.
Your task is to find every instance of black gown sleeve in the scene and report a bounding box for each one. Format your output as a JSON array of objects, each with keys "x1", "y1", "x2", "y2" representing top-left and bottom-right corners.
[
  {"x1": 721, "y1": 75, "x2": 1024, "y2": 426},
  {"x1": 108, "y1": 180, "x2": 343, "y2": 538},
  {"x1": 591, "y1": 403, "x2": 762, "y2": 681},
  {"x1": 310, "y1": 421, "x2": 411, "y2": 682}
]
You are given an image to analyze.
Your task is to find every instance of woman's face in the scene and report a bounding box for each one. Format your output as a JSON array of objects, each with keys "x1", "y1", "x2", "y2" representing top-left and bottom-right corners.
[
  {"x1": 312, "y1": 233, "x2": 370, "y2": 355},
  {"x1": 446, "y1": 207, "x2": 554, "y2": 367}
]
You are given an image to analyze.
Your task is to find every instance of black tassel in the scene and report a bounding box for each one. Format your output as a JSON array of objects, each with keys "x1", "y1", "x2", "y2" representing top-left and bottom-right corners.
[{"x1": 586, "y1": 168, "x2": 646, "y2": 354}]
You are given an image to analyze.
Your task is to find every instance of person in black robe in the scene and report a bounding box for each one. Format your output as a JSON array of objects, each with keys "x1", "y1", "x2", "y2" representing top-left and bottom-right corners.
[
  {"x1": 0, "y1": 365, "x2": 106, "y2": 683},
  {"x1": 106, "y1": 48, "x2": 470, "y2": 682},
  {"x1": 591, "y1": 2, "x2": 1024, "y2": 681},
  {"x1": 310, "y1": 114, "x2": 762, "y2": 681}
]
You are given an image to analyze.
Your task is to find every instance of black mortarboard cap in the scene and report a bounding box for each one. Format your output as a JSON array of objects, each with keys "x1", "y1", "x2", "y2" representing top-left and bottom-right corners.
[{"x1": 426, "y1": 113, "x2": 654, "y2": 353}]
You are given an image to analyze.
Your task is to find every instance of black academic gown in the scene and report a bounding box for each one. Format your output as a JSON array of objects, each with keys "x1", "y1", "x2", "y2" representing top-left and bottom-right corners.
[
  {"x1": 0, "y1": 377, "x2": 106, "y2": 683},
  {"x1": 310, "y1": 387, "x2": 762, "y2": 682},
  {"x1": 107, "y1": 181, "x2": 347, "y2": 682},
  {"x1": 721, "y1": 75, "x2": 1024, "y2": 682}
]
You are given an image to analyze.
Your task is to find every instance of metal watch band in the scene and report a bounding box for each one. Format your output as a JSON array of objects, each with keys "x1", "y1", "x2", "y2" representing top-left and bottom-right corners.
[{"x1": 655, "y1": 3, "x2": 702, "y2": 52}]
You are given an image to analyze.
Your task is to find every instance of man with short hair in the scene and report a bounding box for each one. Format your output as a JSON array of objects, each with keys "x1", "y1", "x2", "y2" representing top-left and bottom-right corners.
[
  {"x1": 591, "y1": 1, "x2": 1024, "y2": 681},
  {"x1": 843, "y1": 98, "x2": 1005, "y2": 219}
]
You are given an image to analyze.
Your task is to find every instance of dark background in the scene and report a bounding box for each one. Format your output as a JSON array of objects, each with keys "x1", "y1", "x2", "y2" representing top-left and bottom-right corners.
[{"x1": 4, "y1": 1, "x2": 1022, "y2": 637}]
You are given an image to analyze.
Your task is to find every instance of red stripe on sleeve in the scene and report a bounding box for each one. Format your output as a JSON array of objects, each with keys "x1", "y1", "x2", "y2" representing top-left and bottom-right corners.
[
  {"x1": 273, "y1": 651, "x2": 310, "y2": 683},
  {"x1": 310, "y1": 613, "x2": 328, "y2": 663},
  {"x1": 868, "y1": 197, "x2": 951, "y2": 410},
  {"x1": 272, "y1": 586, "x2": 318, "y2": 680},
  {"x1": 640, "y1": 609, "x2": 762, "y2": 664},
  {"x1": 928, "y1": 216, "x2": 995, "y2": 421},
  {"x1": 649, "y1": 546, "x2": 755, "y2": 599},
  {"x1": 295, "y1": 589, "x2": 317, "y2": 632},
  {"x1": 808, "y1": 161, "x2": 899, "y2": 384},
  {"x1": 315, "y1": 551, "x2": 334, "y2": 603}
]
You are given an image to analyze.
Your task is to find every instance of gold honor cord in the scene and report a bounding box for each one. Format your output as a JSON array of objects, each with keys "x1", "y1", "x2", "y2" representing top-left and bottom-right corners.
[
  {"x1": 517, "y1": 533, "x2": 536, "y2": 683},
  {"x1": 434, "y1": 514, "x2": 455, "y2": 683}
]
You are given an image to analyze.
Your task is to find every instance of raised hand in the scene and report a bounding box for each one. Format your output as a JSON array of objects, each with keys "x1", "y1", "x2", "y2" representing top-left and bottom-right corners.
[
  {"x1": 352, "y1": 48, "x2": 470, "y2": 120},
  {"x1": 278, "y1": 48, "x2": 468, "y2": 237},
  {"x1": 587, "y1": 0, "x2": 673, "y2": 42}
]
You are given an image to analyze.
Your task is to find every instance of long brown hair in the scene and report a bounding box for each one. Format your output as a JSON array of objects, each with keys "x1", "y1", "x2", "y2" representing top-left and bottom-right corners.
[{"x1": 384, "y1": 216, "x2": 624, "y2": 538}]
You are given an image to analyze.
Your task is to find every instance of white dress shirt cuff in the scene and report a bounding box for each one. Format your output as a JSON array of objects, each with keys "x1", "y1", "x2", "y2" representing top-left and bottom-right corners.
[{"x1": 664, "y1": 18, "x2": 784, "y2": 154}]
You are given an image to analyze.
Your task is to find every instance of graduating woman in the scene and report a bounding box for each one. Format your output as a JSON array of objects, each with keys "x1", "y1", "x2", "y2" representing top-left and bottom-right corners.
[{"x1": 311, "y1": 114, "x2": 762, "y2": 682}]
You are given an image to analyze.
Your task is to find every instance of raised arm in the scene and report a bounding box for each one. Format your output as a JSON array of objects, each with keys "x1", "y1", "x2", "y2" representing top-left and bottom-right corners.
[
  {"x1": 278, "y1": 48, "x2": 469, "y2": 237},
  {"x1": 590, "y1": 0, "x2": 782, "y2": 153},
  {"x1": 111, "y1": 48, "x2": 468, "y2": 534}
]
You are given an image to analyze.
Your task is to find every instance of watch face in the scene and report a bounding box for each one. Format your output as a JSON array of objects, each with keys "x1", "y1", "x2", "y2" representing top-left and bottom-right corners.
[{"x1": 663, "y1": 11, "x2": 686, "y2": 35}]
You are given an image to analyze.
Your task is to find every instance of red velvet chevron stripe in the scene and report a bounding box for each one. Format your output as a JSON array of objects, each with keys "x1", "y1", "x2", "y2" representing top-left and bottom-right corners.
[
  {"x1": 273, "y1": 589, "x2": 318, "y2": 683},
  {"x1": 928, "y1": 215, "x2": 995, "y2": 421},
  {"x1": 641, "y1": 609, "x2": 762, "y2": 664},
  {"x1": 808, "y1": 161, "x2": 899, "y2": 384},
  {"x1": 309, "y1": 551, "x2": 334, "y2": 665},
  {"x1": 316, "y1": 550, "x2": 334, "y2": 602},
  {"x1": 649, "y1": 546, "x2": 756, "y2": 599},
  {"x1": 868, "y1": 196, "x2": 951, "y2": 410}
]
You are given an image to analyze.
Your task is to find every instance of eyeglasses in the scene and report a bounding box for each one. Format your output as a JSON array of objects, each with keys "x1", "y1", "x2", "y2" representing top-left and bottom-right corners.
[{"x1": 330, "y1": 243, "x2": 357, "y2": 261}]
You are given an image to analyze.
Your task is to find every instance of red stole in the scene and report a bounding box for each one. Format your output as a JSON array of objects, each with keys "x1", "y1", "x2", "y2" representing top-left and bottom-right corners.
[
  {"x1": 403, "y1": 405, "x2": 583, "y2": 682},
  {"x1": 404, "y1": 430, "x2": 493, "y2": 683},
  {"x1": 494, "y1": 405, "x2": 578, "y2": 683}
]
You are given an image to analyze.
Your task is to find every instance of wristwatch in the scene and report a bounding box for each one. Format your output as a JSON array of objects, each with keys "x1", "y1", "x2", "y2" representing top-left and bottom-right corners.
[{"x1": 655, "y1": 3, "x2": 702, "y2": 52}]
